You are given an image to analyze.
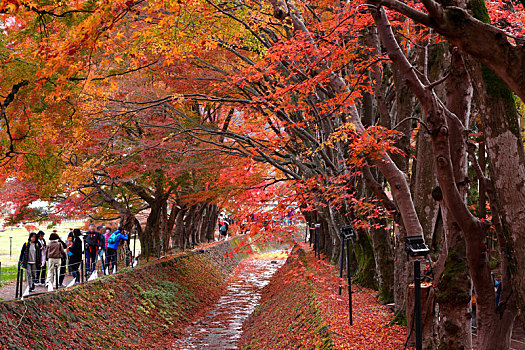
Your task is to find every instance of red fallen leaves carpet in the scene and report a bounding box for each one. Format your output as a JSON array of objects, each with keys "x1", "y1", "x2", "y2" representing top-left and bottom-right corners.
[
  {"x1": 300, "y1": 242, "x2": 408, "y2": 350},
  {"x1": 240, "y1": 243, "x2": 408, "y2": 350},
  {"x1": 318, "y1": 283, "x2": 408, "y2": 349}
]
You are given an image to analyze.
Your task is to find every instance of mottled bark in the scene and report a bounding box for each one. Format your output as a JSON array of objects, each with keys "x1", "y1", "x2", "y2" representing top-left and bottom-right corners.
[
  {"x1": 436, "y1": 211, "x2": 472, "y2": 350},
  {"x1": 465, "y1": 58, "x2": 519, "y2": 348},
  {"x1": 435, "y1": 48, "x2": 473, "y2": 350},
  {"x1": 205, "y1": 204, "x2": 218, "y2": 241},
  {"x1": 353, "y1": 228, "x2": 378, "y2": 289},
  {"x1": 368, "y1": 218, "x2": 395, "y2": 302},
  {"x1": 410, "y1": 41, "x2": 444, "y2": 247},
  {"x1": 172, "y1": 208, "x2": 186, "y2": 248}
]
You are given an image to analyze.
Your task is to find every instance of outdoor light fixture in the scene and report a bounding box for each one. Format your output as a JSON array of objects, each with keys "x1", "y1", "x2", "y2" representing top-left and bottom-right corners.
[
  {"x1": 340, "y1": 225, "x2": 355, "y2": 240},
  {"x1": 405, "y1": 235, "x2": 430, "y2": 258},
  {"x1": 405, "y1": 235, "x2": 430, "y2": 350},
  {"x1": 310, "y1": 223, "x2": 322, "y2": 259}
]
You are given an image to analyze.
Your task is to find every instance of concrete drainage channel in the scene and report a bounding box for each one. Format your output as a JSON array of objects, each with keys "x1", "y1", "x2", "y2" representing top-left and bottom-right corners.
[{"x1": 172, "y1": 250, "x2": 289, "y2": 350}]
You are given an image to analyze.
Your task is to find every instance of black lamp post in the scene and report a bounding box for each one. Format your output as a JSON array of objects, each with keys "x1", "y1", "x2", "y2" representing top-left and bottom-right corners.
[
  {"x1": 405, "y1": 235, "x2": 430, "y2": 350},
  {"x1": 339, "y1": 225, "x2": 355, "y2": 325},
  {"x1": 312, "y1": 223, "x2": 321, "y2": 259}
]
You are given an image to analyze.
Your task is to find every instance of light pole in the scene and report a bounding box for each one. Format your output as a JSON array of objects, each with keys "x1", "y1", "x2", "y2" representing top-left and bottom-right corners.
[
  {"x1": 339, "y1": 226, "x2": 355, "y2": 324},
  {"x1": 9, "y1": 236, "x2": 12, "y2": 259},
  {"x1": 405, "y1": 235, "x2": 430, "y2": 350},
  {"x1": 312, "y1": 223, "x2": 321, "y2": 259}
]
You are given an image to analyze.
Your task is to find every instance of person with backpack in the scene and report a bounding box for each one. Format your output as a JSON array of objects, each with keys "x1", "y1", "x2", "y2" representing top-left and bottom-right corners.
[
  {"x1": 219, "y1": 221, "x2": 229, "y2": 240},
  {"x1": 84, "y1": 224, "x2": 101, "y2": 276},
  {"x1": 46, "y1": 232, "x2": 64, "y2": 289},
  {"x1": 106, "y1": 227, "x2": 128, "y2": 274},
  {"x1": 19, "y1": 232, "x2": 43, "y2": 292},
  {"x1": 68, "y1": 229, "x2": 83, "y2": 284}
]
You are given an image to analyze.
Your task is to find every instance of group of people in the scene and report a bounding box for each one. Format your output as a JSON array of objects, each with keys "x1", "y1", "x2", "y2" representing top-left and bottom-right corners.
[{"x1": 19, "y1": 224, "x2": 129, "y2": 292}]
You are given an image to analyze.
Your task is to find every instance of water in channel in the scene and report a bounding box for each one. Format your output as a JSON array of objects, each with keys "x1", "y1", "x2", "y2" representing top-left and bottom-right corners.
[{"x1": 172, "y1": 251, "x2": 288, "y2": 350}]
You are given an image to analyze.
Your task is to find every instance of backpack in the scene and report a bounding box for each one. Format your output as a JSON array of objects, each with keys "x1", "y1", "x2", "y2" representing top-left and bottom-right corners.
[
  {"x1": 220, "y1": 223, "x2": 228, "y2": 233},
  {"x1": 86, "y1": 232, "x2": 98, "y2": 246},
  {"x1": 108, "y1": 233, "x2": 118, "y2": 245}
]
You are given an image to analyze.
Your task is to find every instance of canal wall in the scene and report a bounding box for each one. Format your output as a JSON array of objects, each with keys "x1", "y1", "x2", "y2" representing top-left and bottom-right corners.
[{"x1": 0, "y1": 237, "x2": 270, "y2": 349}]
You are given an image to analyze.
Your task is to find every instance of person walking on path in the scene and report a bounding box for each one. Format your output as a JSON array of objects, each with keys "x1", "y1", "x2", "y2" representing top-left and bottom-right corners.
[
  {"x1": 46, "y1": 232, "x2": 64, "y2": 289},
  {"x1": 37, "y1": 231, "x2": 47, "y2": 285},
  {"x1": 68, "y1": 229, "x2": 83, "y2": 284},
  {"x1": 19, "y1": 232, "x2": 42, "y2": 292},
  {"x1": 219, "y1": 221, "x2": 229, "y2": 240},
  {"x1": 106, "y1": 227, "x2": 128, "y2": 274},
  {"x1": 84, "y1": 224, "x2": 101, "y2": 276}
]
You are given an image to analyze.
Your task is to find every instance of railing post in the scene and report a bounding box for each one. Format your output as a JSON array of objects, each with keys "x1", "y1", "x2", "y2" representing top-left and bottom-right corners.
[
  {"x1": 80, "y1": 261, "x2": 84, "y2": 283},
  {"x1": 146, "y1": 242, "x2": 150, "y2": 262},
  {"x1": 15, "y1": 264, "x2": 20, "y2": 298},
  {"x1": 19, "y1": 268, "x2": 24, "y2": 296},
  {"x1": 55, "y1": 265, "x2": 59, "y2": 289}
]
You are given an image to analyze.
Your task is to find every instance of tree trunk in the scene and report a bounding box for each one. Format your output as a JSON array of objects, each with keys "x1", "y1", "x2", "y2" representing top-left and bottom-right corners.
[
  {"x1": 406, "y1": 283, "x2": 436, "y2": 349},
  {"x1": 393, "y1": 222, "x2": 408, "y2": 316},
  {"x1": 205, "y1": 204, "x2": 218, "y2": 242},
  {"x1": 368, "y1": 219, "x2": 394, "y2": 303},
  {"x1": 465, "y1": 58, "x2": 520, "y2": 348},
  {"x1": 173, "y1": 208, "x2": 186, "y2": 248},
  {"x1": 140, "y1": 198, "x2": 165, "y2": 256},
  {"x1": 436, "y1": 212, "x2": 472, "y2": 350},
  {"x1": 435, "y1": 47, "x2": 473, "y2": 350},
  {"x1": 352, "y1": 228, "x2": 378, "y2": 289}
]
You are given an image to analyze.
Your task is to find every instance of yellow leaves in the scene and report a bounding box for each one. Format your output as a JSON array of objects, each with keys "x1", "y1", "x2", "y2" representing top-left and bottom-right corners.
[
  {"x1": 60, "y1": 158, "x2": 100, "y2": 189},
  {"x1": 5, "y1": 2, "x2": 18, "y2": 11},
  {"x1": 307, "y1": 122, "x2": 357, "y2": 157},
  {"x1": 114, "y1": 55, "x2": 124, "y2": 64},
  {"x1": 109, "y1": 80, "x2": 119, "y2": 91}
]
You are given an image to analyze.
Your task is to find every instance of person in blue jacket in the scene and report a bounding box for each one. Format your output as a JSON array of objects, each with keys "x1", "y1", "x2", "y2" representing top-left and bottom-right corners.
[{"x1": 106, "y1": 227, "x2": 128, "y2": 273}]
